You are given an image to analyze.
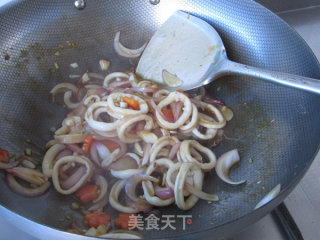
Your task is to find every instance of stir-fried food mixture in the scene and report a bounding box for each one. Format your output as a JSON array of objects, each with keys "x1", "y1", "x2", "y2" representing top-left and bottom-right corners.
[{"x1": 0, "y1": 32, "x2": 244, "y2": 238}]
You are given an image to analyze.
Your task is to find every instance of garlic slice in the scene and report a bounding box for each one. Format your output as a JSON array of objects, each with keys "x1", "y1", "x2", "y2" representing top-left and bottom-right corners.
[{"x1": 162, "y1": 69, "x2": 183, "y2": 87}]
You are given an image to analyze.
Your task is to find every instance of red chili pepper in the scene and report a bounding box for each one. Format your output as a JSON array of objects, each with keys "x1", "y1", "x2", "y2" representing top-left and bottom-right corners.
[
  {"x1": 123, "y1": 96, "x2": 140, "y2": 110},
  {"x1": 0, "y1": 148, "x2": 9, "y2": 163},
  {"x1": 82, "y1": 134, "x2": 94, "y2": 153}
]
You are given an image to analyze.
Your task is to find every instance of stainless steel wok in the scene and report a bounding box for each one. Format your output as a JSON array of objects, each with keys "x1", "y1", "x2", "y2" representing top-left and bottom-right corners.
[{"x1": 0, "y1": 0, "x2": 320, "y2": 239}]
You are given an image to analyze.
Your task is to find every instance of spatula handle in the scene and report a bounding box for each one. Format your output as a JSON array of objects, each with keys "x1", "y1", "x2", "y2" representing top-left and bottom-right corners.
[{"x1": 220, "y1": 60, "x2": 320, "y2": 94}]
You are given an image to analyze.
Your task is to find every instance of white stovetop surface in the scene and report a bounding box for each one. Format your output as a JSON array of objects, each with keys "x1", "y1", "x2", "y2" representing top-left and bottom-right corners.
[{"x1": 1, "y1": 1, "x2": 320, "y2": 240}]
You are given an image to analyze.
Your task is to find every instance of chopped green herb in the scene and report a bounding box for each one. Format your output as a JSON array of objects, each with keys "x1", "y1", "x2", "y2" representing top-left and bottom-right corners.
[
  {"x1": 71, "y1": 202, "x2": 80, "y2": 210},
  {"x1": 54, "y1": 62, "x2": 59, "y2": 69},
  {"x1": 249, "y1": 158, "x2": 253, "y2": 163},
  {"x1": 54, "y1": 51, "x2": 61, "y2": 56},
  {"x1": 25, "y1": 139, "x2": 32, "y2": 144}
]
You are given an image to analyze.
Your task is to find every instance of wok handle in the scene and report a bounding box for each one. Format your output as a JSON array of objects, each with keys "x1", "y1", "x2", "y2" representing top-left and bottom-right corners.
[
  {"x1": 220, "y1": 60, "x2": 320, "y2": 94},
  {"x1": 272, "y1": 203, "x2": 303, "y2": 240}
]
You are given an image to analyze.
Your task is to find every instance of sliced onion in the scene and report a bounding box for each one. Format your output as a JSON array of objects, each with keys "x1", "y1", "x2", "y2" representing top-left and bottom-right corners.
[
  {"x1": 65, "y1": 144, "x2": 83, "y2": 154},
  {"x1": 149, "y1": 98, "x2": 169, "y2": 122},
  {"x1": 67, "y1": 104, "x2": 88, "y2": 119},
  {"x1": 185, "y1": 183, "x2": 219, "y2": 201},
  {"x1": 93, "y1": 175, "x2": 108, "y2": 203},
  {"x1": 95, "y1": 141, "x2": 111, "y2": 159},
  {"x1": 215, "y1": 149, "x2": 246, "y2": 185},
  {"x1": 88, "y1": 195, "x2": 109, "y2": 211},
  {"x1": 55, "y1": 149, "x2": 73, "y2": 160},
  {"x1": 109, "y1": 80, "x2": 131, "y2": 88},
  {"x1": 6, "y1": 174, "x2": 51, "y2": 197},
  {"x1": 171, "y1": 101, "x2": 183, "y2": 122},
  {"x1": 86, "y1": 87, "x2": 109, "y2": 97},
  {"x1": 125, "y1": 173, "x2": 158, "y2": 202},
  {"x1": 109, "y1": 155, "x2": 138, "y2": 171},
  {"x1": 54, "y1": 133, "x2": 86, "y2": 144},
  {"x1": 114, "y1": 31, "x2": 147, "y2": 58},
  {"x1": 127, "y1": 197, "x2": 153, "y2": 212},
  {"x1": 76, "y1": 86, "x2": 87, "y2": 102},
  {"x1": 50, "y1": 83, "x2": 78, "y2": 102},
  {"x1": 219, "y1": 105, "x2": 234, "y2": 121},
  {"x1": 168, "y1": 142, "x2": 181, "y2": 160},
  {"x1": 255, "y1": 184, "x2": 281, "y2": 210},
  {"x1": 155, "y1": 187, "x2": 174, "y2": 200},
  {"x1": 203, "y1": 96, "x2": 224, "y2": 106},
  {"x1": 90, "y1": 141, "x2": 101, "y2": 167},
  {"x1": 61, "y1": 166, "x2": 87, "y2": 189},
  {"x1": 6, "y1": 167, "x2": 48, "y2": 185},
  {"x1": 87, "y1": 72, "x2": 105, "y2": 80},
  {"x1": 141, "y1": 143, "x2": 152, "y2": 166},
  {"x1": 137, "y1": 130, "x2": 158, "y2": 144},
  {"x1": 131, "y1": 87, "x2": 159, "y2": 93},
  {"x1": 0, "y1": 159, "x2": 22, "y2": 170}
]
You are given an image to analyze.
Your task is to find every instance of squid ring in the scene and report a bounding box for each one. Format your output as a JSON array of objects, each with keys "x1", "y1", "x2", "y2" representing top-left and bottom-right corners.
[
  {"x1": 107, "y1": 93, "x2": 148, "y2": 119},
  {"x1": 149, "y1": 136, "x2": 179, "y2": 163},
  {"x1": 109, "y1": 153, "x2": 144, "y2": 179},
  {"x1": 117, "y1": 114, "x2": 154, "y2": 143},
  {"x1": 84, "y1": 95, "x2": 101, "y2": 106},
  {"x1": 179, "y1": 103, "x2": 198, "y2": 133},
  {"x1": 174, "y1": 163, "x2": 203, "y2": 210},
  {"x1": 109, "y1": 180, "x2": 140, "y2": 213},
  {"x1": 42, "y1": 144, "x2": 65, "y2": 177},
  {"x1": 179, "y1": 140, "x2": 217, "y2": 171},
  {"x1": 156, "y1": 92, "x2": 192, "y2": 129},
  {"x1": 142, "y1": 158, "x2": 175, "y2": 206},
  {"x1": 52, "y1": 156, "x2": 93, "y2": 195},
  {"x1": 198, "y1": 102, "x2": 226, "y2": 129},
  {"x1": 192, "y1": 127, "x2": 217, "y2": 140},
  {"x1": 103, "y1": 72, "x2": 129, "y2": 88},
  {"x1": 85, "y1": 101, "x2": 119, "y2": 134}
]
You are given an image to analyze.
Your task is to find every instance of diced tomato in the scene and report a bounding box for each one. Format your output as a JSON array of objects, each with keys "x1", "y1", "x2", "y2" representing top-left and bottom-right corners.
[
  {"x1": 85, "y1": 213, "x2": 110, "y2": 228},
  {"x1": 75, "y1": 184, "x2": 99, "y2": 204},
  {"x1": 115, "y1": 213, "x2": 136, "y2": 230},
  {"x1": 0, "y1": 148, "x2": 9, "y2": 163},
  {"x1": 103, "y1": 140, "x2": 120, "y2": 153},
  {"x1": 82, "y1": 134, "x2": 94, "y2": 153},
  {"x1": 161, "y1": 107, "x2": 174, "y2": 123}
]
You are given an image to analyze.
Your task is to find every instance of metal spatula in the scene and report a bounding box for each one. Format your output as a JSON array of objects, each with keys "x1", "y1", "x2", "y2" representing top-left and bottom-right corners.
[{"x1": 136, "y1": 11, "x2": 320, "y2": 94}]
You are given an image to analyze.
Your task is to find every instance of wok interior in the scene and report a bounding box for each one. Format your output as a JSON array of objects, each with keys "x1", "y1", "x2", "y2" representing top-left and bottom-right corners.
[{"x1": 1, "y1": 0, "x2": 320, "y2": 238}]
